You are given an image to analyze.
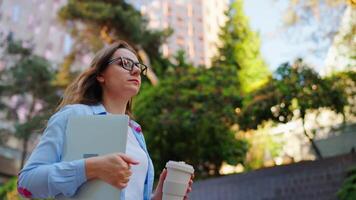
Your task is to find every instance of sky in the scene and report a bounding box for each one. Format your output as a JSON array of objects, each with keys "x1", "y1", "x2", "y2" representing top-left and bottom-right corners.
[{"x1": 243, "y1": 0, "x2": 329, "y2": 73}]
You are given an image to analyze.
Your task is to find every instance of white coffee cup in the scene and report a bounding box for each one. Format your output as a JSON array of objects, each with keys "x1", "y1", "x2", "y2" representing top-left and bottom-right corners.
[{"x1": 162, "y1": 161, "x2": 194, "y2": 200}]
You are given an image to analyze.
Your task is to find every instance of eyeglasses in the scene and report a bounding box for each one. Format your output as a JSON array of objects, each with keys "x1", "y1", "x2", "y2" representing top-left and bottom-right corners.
[{"x1": 108, "y1": 56, "x2": 148, "y2": 76}]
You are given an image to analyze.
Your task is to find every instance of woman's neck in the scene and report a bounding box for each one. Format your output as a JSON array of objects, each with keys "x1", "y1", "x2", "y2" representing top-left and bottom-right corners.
[{"x1": 102, "y1": 94, "x2": 128, "y2": 115}]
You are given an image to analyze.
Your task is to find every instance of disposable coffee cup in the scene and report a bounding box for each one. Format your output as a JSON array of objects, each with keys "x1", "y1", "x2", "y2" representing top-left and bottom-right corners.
[{"x1": 162, "y1": 161, "x2": 194, "y2": 200}]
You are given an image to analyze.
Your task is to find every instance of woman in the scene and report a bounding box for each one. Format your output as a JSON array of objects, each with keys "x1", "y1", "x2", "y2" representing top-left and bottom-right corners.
[{"x1": 17, "y1": 41, "x2": 193, "y2": 200}]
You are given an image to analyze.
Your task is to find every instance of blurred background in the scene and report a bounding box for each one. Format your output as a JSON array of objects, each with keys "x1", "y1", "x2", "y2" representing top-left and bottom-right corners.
[{"x1": 0, "y1": 0, "x2": 355, "y2": 199}]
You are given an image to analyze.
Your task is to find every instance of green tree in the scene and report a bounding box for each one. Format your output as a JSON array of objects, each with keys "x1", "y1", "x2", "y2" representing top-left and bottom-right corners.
[
  {"x1": 58, "y1": 0, "x2": 172, "y2": 85},
  {"x1": 0, "y1": 39, "x2": 59, "y2": 168},
  {"x1": 338, "y1": 166, "x2": 356, "y2": 200},
  {"x1": 52, "y1": 52, "x2": 77, "y2": 90},
  {"x1": 242, "y1": 122, "x2": 284, "y2": 170},
  {"x1": 326, "y1": 71, "x2": 356, "y2": 119},
  {"x1": 135, "y1": 52, "x2": 248, "y2": 178},
  {"x1": 0, "y1": 177, "x2": 18, "y2": 200},
  {"x1": 214, "y1": 0, "x2": 270, "y2": 93},
  {"x1": 239, "y1": 59, "x2": 348, "y2": 159}
]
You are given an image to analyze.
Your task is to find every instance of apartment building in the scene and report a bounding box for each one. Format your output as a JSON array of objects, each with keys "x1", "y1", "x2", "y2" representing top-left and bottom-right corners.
[
  {"x1": 0, "y1": 0, "x2": 72, "y2": 182},
  {"x1": 128, "y1": 0, "x2": 229, "y2": 67},
  {"x1": 0, "y1": 0, "x2": 72, "y2": 67},
  {"x1": 1, "y1": 0, "x2": 229, "y2": 68}
]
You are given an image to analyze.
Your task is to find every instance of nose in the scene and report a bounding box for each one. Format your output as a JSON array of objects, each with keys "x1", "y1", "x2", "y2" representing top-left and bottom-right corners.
[{"x1": 131, "y1": 64, "x2": 141, "y2": 76}]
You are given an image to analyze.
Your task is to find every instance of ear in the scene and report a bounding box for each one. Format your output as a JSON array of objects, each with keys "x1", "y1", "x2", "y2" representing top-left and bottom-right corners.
[{"x1": 96, "y1": 75, "x2": 105, "y2": 83}]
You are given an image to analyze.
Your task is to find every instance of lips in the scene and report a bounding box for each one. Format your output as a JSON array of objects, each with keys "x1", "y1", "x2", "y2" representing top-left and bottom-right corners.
[{"x1": 128, "y1": 79, "x2": 140, "y2": 85}]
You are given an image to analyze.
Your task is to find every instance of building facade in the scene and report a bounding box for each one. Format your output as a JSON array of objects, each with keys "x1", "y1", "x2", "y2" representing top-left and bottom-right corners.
[
  {"x1": 0, "y1": 0, "x2": 72, "y2": 67},
  {"x1": 0, "y1": 0, "x2": 228, "y2": 68},
  {"x1": 128, "y1": 0, "x2": 229, "y2": 67},
  {"x1": 0, "y1": 0, "x2": 71, "y2": 183}
]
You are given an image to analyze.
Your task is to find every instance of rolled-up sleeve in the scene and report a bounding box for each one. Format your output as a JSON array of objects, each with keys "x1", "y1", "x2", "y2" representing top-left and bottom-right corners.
[{"x1": 17, "y1": 106, "x2": 87, "y2": 199}]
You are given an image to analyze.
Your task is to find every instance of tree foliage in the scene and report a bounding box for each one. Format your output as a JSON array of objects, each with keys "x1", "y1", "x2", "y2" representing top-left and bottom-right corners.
[
  {"x1": 135, "y1": 52, "x2": 248, "y2": 178},
  {"x1": 58, "y1": 0, "x2": 168, "y2": 53},
  {"x1": 214, "y1": 0, "x2": 270, "y2": 93},
  {"x1": 239, "y1": 59, "x2": 347, "y2": 130},
  {"x1": 242, "y1": 123, "x2": 284, "y2": 170},
  {"x1": 326, "y1": 70, "x2": 356, "y2": 117},
  {"x1": 338, "y1": 166, "x2": 356, "y2": 200},
  {"x1": 58, "y1": 0, "x2": 172, "y2": 83},
  {"x1": 238, "y1": 58, "x2": 349, "y2": 159},
  {"x1": 0, "y1": 177, "x2": 17, "y2": 200},
  {"x1": 52, "y1": 52, "x2": 77, "y2": 90},
  {"x1": 0, "y1": 39, "x2": 59, "y2": 168}
]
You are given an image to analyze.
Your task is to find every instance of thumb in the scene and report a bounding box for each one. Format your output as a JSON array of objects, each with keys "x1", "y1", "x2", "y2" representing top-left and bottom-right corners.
[
  {"x1": 157, "y1": 168, "x2": 167, "y2": 189},
  {"x1": 119, "y1": 154, "x2": 140, "y2": 165},
  {"x1": 153, "y1": 169, "x2": 167, "y2": 199}
]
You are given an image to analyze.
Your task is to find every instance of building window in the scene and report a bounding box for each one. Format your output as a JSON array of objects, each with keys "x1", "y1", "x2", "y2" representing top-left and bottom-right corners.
[
  {"x1": 45, "y1": 49, "x2": 53, "y2": 60},
  {"x1": 46, "y1": 42, "x2": 54, "y2": 52},
  {"x1": 27, "y1": 16, "x2": 35, "y2": 30},
  {"x1": 63, "y1": 34, "x2": 72, "y2": 54},
  {"x1": 207, "y1": 24, "x2": 211, "y2": 33},
  {"x1": 167, "y1": 5, "x2": 172, "y2": 16},
  {"x1": 34, "y1": 27, "x2": 41, "y2": 35},
  {"x1": 189, "y1": 44, "x2": 195, "y2": 57},
  {"x1": 198, "y1": 35, "x2": 203, "y2": 41},
  {"x1": 49, "y1": 25, "x2": 56, "y2": 35},
  {"x1": 187, "y1": 4, "x2": 193, "y2": 17},
  {"x1": 177, "y1": 16, "x2": 183, "y2": 22},
  {"x1": 12, "y1": 5, "x2": 20, "y2": 22},
  {"x1": 39, "y1": 2, "x2": 46, "y2": 11},
  {"x1": 176, "y1": 35, "x2": 184, "y2": 46}
]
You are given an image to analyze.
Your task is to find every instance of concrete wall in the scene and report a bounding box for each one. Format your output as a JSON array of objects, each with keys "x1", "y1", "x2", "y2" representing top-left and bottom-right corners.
[
  {"x1": 190, "y1": 153, "x2": 356, "y2": 200},
  {"x1": 316, "y1": 124, "x2": 356, "y2": 157}
]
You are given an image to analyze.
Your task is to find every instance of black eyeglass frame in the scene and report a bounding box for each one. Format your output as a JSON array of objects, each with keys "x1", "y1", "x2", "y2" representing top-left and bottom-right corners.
[{"x1": 107, "y1": 56, "x2": 148, "y2": 76}]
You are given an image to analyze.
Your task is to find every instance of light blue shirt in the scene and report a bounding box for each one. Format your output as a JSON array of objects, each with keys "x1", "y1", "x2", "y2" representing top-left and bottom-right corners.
[{"x1": 17, "y1": 103, "x2": 154, "y2": 200}]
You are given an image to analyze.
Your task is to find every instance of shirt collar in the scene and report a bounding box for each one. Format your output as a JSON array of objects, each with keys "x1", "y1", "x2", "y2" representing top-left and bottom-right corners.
[
  {"x1": 91, "y1": 103, "x2": 107, "y2": 115},
  {"x1": 90, "y1": 103, "x2": 143, "y2": 134}
]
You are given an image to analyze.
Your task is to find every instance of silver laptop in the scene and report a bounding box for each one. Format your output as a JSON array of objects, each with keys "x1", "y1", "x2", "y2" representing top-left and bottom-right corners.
[{"x1": 56, "y1": 115, "x2": 129, "y2": 200}]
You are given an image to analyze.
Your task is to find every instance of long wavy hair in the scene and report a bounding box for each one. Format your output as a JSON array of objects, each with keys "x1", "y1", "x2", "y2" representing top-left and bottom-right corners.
[{"x1": 56, "y1": 41, "x2": 138, "y2": 118}]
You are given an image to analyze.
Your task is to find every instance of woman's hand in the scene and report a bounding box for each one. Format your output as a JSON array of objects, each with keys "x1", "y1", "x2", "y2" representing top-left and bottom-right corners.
[
  {"x1": 85, "y1": 153, "x2": 139, "y2": 189},
  {"x1": 152, "y1": 169, "x2": 194, "y2": 200},
  {"x1": 184, "y1": 174, "x2": 194, "y2": 200},
  {"x1": 151, "y1": 169, "x2": 167, "y2": 200}
]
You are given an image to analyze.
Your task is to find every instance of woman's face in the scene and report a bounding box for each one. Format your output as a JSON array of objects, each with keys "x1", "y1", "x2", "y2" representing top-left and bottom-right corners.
[{"x1": 97, "y1": 48, "x2": 141, "y2": 100}]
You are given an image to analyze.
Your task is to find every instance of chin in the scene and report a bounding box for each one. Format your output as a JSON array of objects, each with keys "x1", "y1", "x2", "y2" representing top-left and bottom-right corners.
[{"x1": 128, "y1": 88, "x2": 140, "y2": 97}]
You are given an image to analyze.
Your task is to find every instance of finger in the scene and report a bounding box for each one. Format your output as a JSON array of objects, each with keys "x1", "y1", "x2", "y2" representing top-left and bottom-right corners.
[
  {"x1": 159, "y1": 169, "x2": 167, "y2": 181},
  {"x1": 157, "y1": 168, "x2": 167, "y2": 188},
  {"x1": 119, "y1": 154, "x2": 140, "y2": 165},
  {"x1": 118, "y1": 171, "x2": 132, "y2": 182},
  {"x1": 118, "y1": 182, "x2": 128, "y2": 189},
  {"x1": 126, "y1": 170, "x2": 132, "y2": 177},
  {"x1": 186, "y1": 187, "x2": 192, "y2": 193},
  {"x1": 161, "y1": 168, "x2": 167, "y2": 176},
  {"x1": 122, "y1": 178, "x2": 130, "y2": 184},
  {"x1": 120, "y1": 176, "x2": 130, "y2": 183},
  {"x1": 116, "y1": 176, "x2": 130, "y2": 185}
]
